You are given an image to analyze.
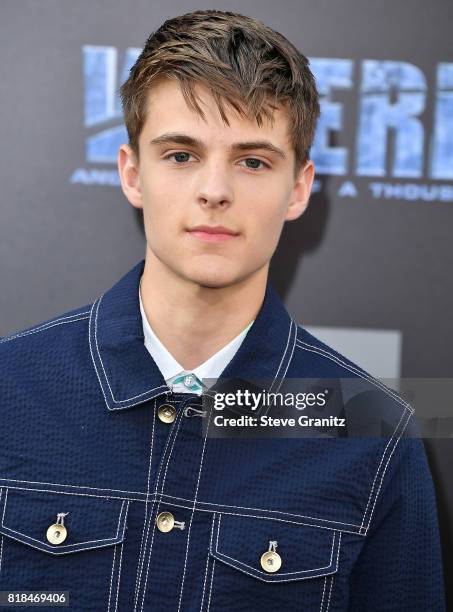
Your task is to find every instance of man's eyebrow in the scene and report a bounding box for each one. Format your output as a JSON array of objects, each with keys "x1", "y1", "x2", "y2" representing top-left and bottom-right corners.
[{"x1": 149, "y1": 132, "x2": 287, "y2": 160}]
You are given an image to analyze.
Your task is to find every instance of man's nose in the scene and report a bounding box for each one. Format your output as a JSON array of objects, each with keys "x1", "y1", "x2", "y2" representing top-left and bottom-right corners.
[{"x1": 195, "y1": 161, "x2": 234, "y2": 208}]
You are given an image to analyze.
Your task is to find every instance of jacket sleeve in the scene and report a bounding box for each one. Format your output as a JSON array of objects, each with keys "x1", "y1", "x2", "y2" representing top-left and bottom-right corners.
[{"x1": 348, "y1": 435, "x2": 445, "y2": 611}]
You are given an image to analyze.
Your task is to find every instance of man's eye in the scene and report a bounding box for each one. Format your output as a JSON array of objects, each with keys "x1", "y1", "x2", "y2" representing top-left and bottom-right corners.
[
  {"x1": 240, "y1": 158, "x2": 269, "y2": 170},
  {"x1": 166, "y1": 152, "x2": 193, "y2": 163}
]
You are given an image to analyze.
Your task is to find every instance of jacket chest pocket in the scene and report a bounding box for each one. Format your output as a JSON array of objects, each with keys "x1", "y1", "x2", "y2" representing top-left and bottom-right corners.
[
  {"x1": 206, "y1": 512, "x2": 341, "y2": 612},
  {"x1": 0, "y1": 488, "x2": 129, "y2": 611}
]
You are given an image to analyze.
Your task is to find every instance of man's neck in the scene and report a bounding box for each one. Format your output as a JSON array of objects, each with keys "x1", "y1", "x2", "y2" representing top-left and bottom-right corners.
[{"x1": 139, "y1": 251, "x2": 267, "y2": 371}]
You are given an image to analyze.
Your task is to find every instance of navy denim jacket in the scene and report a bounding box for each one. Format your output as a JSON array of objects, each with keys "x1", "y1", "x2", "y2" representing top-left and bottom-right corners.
[{"x1": 0, "y1": 259, "x2": 445, "y2": 611}]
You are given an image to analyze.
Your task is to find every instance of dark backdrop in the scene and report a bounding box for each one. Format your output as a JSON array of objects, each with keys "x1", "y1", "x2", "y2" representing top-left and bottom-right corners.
[{"x1": 1, "y1": 0, "x2": 451, "y2": 605}]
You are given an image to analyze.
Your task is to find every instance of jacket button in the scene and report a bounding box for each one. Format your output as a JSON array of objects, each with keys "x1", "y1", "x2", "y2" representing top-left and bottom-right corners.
[
  {"x1": 157, "y1": 404, "x2": 176, "y2": 423},
  {"x1": 156, "y1": 511, "x2": 175, "y2": 532},
  {"x1": 46, "y1": 523, "x2": 67, "y2": 545},
  {"x1": 260, "y1": 550, "x2": 282, "y2": 572}
]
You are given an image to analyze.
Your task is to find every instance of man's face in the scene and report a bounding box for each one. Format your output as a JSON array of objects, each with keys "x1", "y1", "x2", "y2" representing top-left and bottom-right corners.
[{"x1": 119, "y1": 78, "x2": 314, "y2": 289}]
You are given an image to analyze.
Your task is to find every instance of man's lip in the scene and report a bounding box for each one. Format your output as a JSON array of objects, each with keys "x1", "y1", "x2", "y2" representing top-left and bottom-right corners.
[
  {"x1": 188, "y1": 229, "x2": 238, "y2": 242},
  {"x1": 187, "y1": 225, "x2": 239, "y2": 235}
]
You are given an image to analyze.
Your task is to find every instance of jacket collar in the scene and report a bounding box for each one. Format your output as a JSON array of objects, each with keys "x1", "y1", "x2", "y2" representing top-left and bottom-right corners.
[{"x1": 89, "y1": 259, "x2": 297, "y2": 411}]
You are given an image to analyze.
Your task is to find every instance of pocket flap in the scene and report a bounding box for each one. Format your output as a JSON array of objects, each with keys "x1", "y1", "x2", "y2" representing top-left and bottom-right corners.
[
  {"x1": 0, "y1": 488, "x2": 129, "y2": 555},
  {"x1": 209, "y1": 513, "x2": 341, "y2": 583}
]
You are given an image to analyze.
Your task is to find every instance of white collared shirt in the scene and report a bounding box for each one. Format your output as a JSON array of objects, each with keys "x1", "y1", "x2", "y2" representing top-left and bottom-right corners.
[{"x1": 139, "y1": 284, "x2": 253, "y2": 394}]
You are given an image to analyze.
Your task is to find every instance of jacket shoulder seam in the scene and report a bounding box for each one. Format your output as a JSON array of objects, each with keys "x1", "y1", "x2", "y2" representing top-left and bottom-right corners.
[
  {"x1": 294, "y1": 328, "x2": 415, "y2": 535},
  {"x1": 294, "y1": 329, "x2": 413, "y2": 415}
]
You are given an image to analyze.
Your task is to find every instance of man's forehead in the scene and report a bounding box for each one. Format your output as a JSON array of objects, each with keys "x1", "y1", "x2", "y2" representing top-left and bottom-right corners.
[{"x1": 142, "y1": 78, "x2": 292, "y2": 148}]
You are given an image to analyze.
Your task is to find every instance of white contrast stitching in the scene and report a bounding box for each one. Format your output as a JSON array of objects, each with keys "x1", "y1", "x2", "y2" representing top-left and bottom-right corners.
[
  {"x1": 0, "y1": 529, "x2": 125, "y2": 557},
  {"x1": 212, "y1": 516, "x2": 340, "y2": 581},
  {"x1": 0, "y1": 484, "x2": 362, "y2": 532},
  {"x1": 107, "y1": 542, "x2": 117, "y2": 612},
  {"x1": 114, "y1": 541, "x2": 124, "y2": 612},
  {"x1": 214, "y1": 526, "x2": 337, "y2": 576},
  {"x1": 211, "y1": 549, "x2": 339, "y2": 583},
  {"x1": 0, "y1": 490, "x2": 5, "y2": 527},
  {"x1": 295, "y1": 339, "x2": 413, "y2": 413},
  {"x1": 177, "y1": 409, "x2": 212, "y2": 612},
  {"x1": 0, "y1": 535, "x2": 3, "y2": 577},
  {"x1": 200, "y1": 514, "x2": 216, "y2": 612},
  {"x1": 134, "y1": 400, "x2": 156, "y2": 603},
  {"x1": 216, "y1": 514, "x2": 220, "y2": 550},
  {"x1": 268, "y1": 319, "x2": 294, "y2": 393},
  {"x1": 0, "y1": 487, "x2": 363, "y2": 535},
  {"x1": 135, "y1": 406, "x2": 185, "y2": 611},
  {"x1": 0, "y1": 312, "x2": 90, "y2": 344},
  {"x1": 0, "y1": 485, "x2": 144, "y2": 503},
  {"x1": 275, "y1": 320, "x2": 297, "y2": 389},
  {"x1": 359, "y1": 407, "x2": 408, "y2": 532},
  {"x1": 1, "y1": 495, "x2": 125, "y2": 550},
  {"x1": 325, "y1": 532, "x2": 340, "y2": 610},
  {"x1": 0, "y1": 492, "x2": 127, "y2": 554},
  {"x1": 0, "y1": 477, "x2": 147, "y2": 497},
  {"x1": 139, "y1": 408, "x2": 186, "y2": 612},
  {"x1": 113, "y1": 542, "x2": 124, "y2": 612},
  {"x1": 90, "y1": 295, "x2": 168, "y2": 408},
  {"x1": 295, "y1": 338, "x2": 415, "y2": 534},
  {"x1": 6, "y1": 296, "x2": 300, "y2": 410},
  {"x1": 207, "y1": 558, "x2": 215, "y2": 612},
  {"x1": 154, "y1": 492, "x2": 362, "y2": 528},
  {"x1": 133, "y1": 411, "x2": 181, "y2": 609},
  {"x1": 326, "y1": 575, "x2": 334, "y2": 611},
  {"x1": 88, "y1": 284, "x2": 296, "y2": 410},
  {"x1": 320, "y1": 575, "x2": 327, "y2": 611},
  {"x1": 362, "y1": 409, "x2": 413, "y2": 533},
  {"x1": 151, "y1": 498, "x2": 363, "y2": 536},
  {"x1": 114, "y1": 501, "x2": 129, "y2": 612}
]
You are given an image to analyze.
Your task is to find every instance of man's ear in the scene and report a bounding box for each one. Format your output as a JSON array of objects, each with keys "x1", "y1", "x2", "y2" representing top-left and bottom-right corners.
[
  {"x1": 118, "y1": 144, "x2": 143, "y2": 209},
  {"x1": 285, "y1": 160, "x2": 315, "y2": 221}
]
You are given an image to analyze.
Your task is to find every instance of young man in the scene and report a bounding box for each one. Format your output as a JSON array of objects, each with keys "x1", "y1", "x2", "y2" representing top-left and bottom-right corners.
[{"x1": 0, "y1": 9, "x2": 444, "y2": 612}]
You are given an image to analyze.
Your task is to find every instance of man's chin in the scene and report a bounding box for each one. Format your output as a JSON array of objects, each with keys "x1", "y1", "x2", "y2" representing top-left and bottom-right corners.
[{"x1": 183, "y1": 268, "x2": 241, "y2": 290}]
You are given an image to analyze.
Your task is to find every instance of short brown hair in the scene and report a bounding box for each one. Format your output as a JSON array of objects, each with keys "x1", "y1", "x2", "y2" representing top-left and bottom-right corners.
[{"x1": 120, "y1": 10, "x2": 320, "y2": 175}]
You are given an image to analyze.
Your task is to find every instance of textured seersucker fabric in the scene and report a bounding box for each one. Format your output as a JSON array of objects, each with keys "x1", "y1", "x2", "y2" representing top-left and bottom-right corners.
[{"x1": 0, "y1": 259, "x2": 445, "y2": 611}]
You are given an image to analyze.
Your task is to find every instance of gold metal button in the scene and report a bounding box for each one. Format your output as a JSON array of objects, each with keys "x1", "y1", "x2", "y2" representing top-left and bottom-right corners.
[
  {"x1": 156, "y1": 511, "x2": 175, "y2": 532},
  {"x1": 260, "y1": 541, "x2": 282, "y2": 572},
  {"x1": 157, "y1": 404, "x2": 176, "y2": 424},
  {"x1": 260, "y1": 550, "x2": 282, "y2": 573},
  {"x1": 46, "y1": 523, "x2": 67, "y2": 545}
]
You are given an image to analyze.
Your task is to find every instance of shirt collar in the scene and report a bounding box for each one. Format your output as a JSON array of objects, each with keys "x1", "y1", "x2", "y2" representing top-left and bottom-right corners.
[{"x1": 89, "y1": 259, "x2": 297, "y2": 411}]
